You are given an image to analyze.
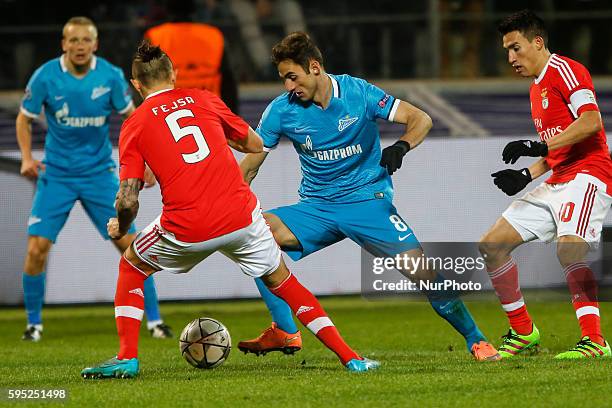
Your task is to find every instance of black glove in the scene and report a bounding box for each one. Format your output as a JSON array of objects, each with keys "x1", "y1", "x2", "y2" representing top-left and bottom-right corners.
[
  {"x1": 502, "y1": 140, "x2": 548, "y2": 164},
  {"x1": 491, "y1": 168, "x2": 532, "y2": 196},
  {"x1": 380, "y1": 140, "x2": 411, "y2": 175}
]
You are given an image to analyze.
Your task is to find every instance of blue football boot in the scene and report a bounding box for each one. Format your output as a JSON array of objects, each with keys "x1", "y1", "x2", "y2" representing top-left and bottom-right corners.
[
  {"x1": 345, "y1": 357, "x2": 380, "y2": 372},
  {"x1": 81, "y1": 357, "x2": 139, "y2": 379}
]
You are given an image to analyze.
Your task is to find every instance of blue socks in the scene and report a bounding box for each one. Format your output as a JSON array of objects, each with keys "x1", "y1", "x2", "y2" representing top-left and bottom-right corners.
[
  {"x1": 23, "y1": 272, "x2": 163, "y2": 329},
  {"x1": 426, "y1": 274, "x2": 484, "y2": 350},
  {"x1": 143, "y1": 275, "x2": 162, "y2": 328},
  {"x1": 23, "y1": 272, "x2": 46, "y2": 326},
  {"x1": 255, "y1": 277, "x2": 298, "y2": 334}
]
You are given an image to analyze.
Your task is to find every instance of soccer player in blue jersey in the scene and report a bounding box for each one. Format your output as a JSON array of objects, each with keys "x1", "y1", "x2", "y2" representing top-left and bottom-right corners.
[
  {"x1": 237, "y1": 32, "x2": 500, "y2": 361},
  {"x1": 15, "y1": 17, "x2": 171, "y2": 341}
]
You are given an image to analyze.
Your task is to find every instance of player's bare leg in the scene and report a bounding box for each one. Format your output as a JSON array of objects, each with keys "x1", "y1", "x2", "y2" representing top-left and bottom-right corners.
[
  {"x1": 24, "y1": 236, "x2": 52, "y2": 276},
  {"x1": 260, "y1": 258, "x2": 379, "y2": 371},
  {"x1": 22, "y1": 236, "x2": 53, "y2": 341},
  {"x1": 263, "y1": 212, "x2": 300, "y2": 248},
  {"x1": 112, "y1": 233, "x2": 172, "y2": 339},
  {"x1": 479, "y1": 217, "x2": 524, "y2": 270},
  {"x1": 239, "y1": 212, "x2": 302, "y2": 356},
  {"x1": 555, "y1": 235, "x2": 610, "y2": 358},
  {"x1": 82, "y1": 245, "x2": 156, "y2": 379},
  {"x1": 479, "y1": 217, "x2": 539, "y2": 357},
  {"x1": 396, "y1": 248, "x2": 500, "y2": 361}
]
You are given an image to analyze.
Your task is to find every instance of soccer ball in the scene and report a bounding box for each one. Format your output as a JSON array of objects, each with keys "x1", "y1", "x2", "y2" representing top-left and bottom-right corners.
[{"x1": 179, "y1": 317, "x2": 231, "y2": 369}]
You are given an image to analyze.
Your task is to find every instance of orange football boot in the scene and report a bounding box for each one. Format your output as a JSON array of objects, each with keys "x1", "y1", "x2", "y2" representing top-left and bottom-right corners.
[
  {"x1": 238, "y1": 323, "x2": 302, "y2": 356},
  {"x1": 471, "y1": 340, "x2": 502, "y2": 361}
]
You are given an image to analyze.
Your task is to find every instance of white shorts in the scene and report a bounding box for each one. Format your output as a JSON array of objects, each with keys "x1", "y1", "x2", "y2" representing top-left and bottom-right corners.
[
  {"x1": 132, "y1": 204, "x2": 282, "y2": 278},
  {"x1": 503, "y1": 173, "x2": 612, "y2": 249}
]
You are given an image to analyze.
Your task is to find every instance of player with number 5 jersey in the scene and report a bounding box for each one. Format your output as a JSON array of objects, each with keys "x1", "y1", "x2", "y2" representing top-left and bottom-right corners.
[
  {"x1": 119, "y1": 86, "x2": 257, "y2": 242},
  {"x1": 82, "y1": 41, "x2": 378, "y2": 378}
]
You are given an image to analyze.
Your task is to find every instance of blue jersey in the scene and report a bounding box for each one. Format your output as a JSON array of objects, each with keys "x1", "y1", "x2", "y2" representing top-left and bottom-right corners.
[
  {"x1": 257, "y1": 74, "x2": 400, "y2": 203},
  {"x1": 21, "y1": 55, "x2": 133, "y2": 177}
]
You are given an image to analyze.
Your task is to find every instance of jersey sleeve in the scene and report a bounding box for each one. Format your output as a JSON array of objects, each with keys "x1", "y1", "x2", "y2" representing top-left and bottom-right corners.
[
  {"x1": 363, "y1": 80, "x2": 400, "y2": 122},
  {"x1": 110, "y1": 66, "x2": 134, "y2": 115},
  {"x1": 554, "y1": 58, "x2": 599, "y2": 117},
  {"x1": 20, "y1": 66, "x2": 47, "y2": 118},
  {"x1": 256, "y1": 101, "x2": 282, "y2": 151},
  {"x1": 207, "y1": 92, "x2": 249, "y2": 141},
  {"x1": 118, "y1": 119, "x2": 145, "y2": 182}
]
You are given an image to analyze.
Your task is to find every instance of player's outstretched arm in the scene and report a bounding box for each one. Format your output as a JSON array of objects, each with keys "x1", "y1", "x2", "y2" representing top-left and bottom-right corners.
[
  {"x1": 15, "y1": 111, "x2": 45, "y2": 179},
  {"x1": 380, "y1": 101, "x2": 432, "y2": 175},
  {"x1": 239, "y1": 151, "x2": 269, "y2": 185},
  {"x1": 228, "y1": 127, "x2": 264, "y2": 154},
  {"x1": 112, "y1": 178, "x2": 143, "y2": 239}
]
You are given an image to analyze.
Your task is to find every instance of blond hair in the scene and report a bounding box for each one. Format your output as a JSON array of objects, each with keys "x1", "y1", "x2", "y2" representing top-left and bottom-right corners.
[{"x1": 63, "y1": 16, "x2": 98, "y2": 39}]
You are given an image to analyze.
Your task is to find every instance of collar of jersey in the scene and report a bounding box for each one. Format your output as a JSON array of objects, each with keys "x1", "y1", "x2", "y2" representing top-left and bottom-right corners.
[
  {"x1": 60, "y1": 54, "x2": 97, "y2": 72},
  {"x1": 329, "y1": 74, "x2": 340, "y2": 98},
  {"x1": 534, "y1": 53, "x2": 555, "y2": 85},
  {"x1": 146, "y1": 88, "x2": 174, "y2": 99},
  {"x1": 309, "y1": 74, "x2": 340, "y2": 110}
]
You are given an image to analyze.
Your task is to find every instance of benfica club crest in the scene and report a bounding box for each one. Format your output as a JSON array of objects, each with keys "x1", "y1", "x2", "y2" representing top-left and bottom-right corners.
[{"x1": 541, "y1": 88, "x2": 549, "y2": 109}]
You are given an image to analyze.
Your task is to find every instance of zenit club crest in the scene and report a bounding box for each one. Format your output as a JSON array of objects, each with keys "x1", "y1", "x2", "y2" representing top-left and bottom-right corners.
[
  {"x1": 300, "y1": 135, "x2": 315, "y2": 157},
  {"x1": 541, "y1": 88, "x2": 549, "y2": 109}
]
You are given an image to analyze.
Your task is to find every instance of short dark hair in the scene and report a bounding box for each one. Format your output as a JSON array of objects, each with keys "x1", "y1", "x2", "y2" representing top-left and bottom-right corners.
[
  {"x1": 132, "y1": 40, "x2": 173, "y2": 87},
  {"x1": 271, "y1": 32, "x2": 323, "y2": 74},
  {"x1": 498, "y1": 9, "x2": 547, "y2": 44}
]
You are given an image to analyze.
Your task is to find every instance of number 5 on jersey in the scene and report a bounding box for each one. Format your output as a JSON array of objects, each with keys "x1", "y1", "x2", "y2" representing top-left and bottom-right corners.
[{"x1": 165, "y1": 109, "x2": 210, "y2": 164}]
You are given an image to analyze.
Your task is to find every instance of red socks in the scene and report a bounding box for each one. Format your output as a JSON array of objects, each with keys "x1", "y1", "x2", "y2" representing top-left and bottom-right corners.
[
  {"x1": 488, "y1": 259, "x2": 533, "y2": 335},
  {"x1": 565, "y1": 262, "x2": 603, "y2": 345},
  {"x1": 115, "y1": 257, "x2": 147, "y2": 360},
  {"x1": 270, "y1": 273, "x2": 359, "y2": 365}
]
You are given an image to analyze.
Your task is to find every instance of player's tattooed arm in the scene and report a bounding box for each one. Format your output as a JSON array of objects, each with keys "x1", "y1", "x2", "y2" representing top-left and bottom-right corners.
[{"x1": 115, "y1": 178, "x2": 142, "y2": 235}]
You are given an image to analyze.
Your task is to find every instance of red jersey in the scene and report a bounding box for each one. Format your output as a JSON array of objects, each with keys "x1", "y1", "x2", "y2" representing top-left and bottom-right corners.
[
  {"x1": 119, "y1": 88, "x2": 257, "y2": 242},
  {"x1": 530, "y1": 54, "x2": 612, "y2": 191}
]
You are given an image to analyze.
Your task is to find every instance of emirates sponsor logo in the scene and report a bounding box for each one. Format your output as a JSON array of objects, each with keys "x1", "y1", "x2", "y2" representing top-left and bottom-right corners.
[{"x1": 538, "y1": 126, "x2": 563, "y2": 141}]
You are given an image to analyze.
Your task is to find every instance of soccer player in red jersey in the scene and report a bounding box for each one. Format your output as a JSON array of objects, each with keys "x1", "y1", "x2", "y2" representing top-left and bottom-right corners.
[
  {"x1": 480, "y1": 10, "x2": 612, "y2": 359},
  {"x1": 81, "y1": 41, "x2": 378, "y2": 378}
]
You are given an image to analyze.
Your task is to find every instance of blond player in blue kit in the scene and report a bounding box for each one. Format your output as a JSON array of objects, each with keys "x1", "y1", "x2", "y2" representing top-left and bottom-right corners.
[{"x1": 16, "y1": 17, "x2": 170, "y2": 341}]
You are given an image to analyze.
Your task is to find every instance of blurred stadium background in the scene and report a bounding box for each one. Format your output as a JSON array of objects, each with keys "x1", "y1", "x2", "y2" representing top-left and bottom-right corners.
[{"x1": 1, "y1": 0, "x2": 611, "y2": 306}]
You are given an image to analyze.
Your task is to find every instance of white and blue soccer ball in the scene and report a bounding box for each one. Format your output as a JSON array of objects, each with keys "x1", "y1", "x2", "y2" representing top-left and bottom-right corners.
[{"x1": 179, "y1": 317, "x2": 231, "y2": 369}]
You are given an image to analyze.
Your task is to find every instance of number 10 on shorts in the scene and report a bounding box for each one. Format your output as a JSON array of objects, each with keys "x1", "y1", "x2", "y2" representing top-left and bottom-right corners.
[{"x1": 559, "y1": 202, "x2": 575, "y2": 223}]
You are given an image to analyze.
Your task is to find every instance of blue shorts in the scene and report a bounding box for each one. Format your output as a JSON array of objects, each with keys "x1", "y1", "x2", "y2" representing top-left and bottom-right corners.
[
  {"x1": 267, "y1": 198, "x2": 421, "y2": 261},
  {"x1": 28, "y1": 168, "x2": 136, "y2": 243}
]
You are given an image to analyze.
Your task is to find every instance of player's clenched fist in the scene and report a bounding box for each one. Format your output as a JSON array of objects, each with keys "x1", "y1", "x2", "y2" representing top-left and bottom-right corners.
[
  {"x1": 380, "y1": 140, "x2": 411, "y2": 175},
  {"x1": 491, "y1": 168, "x2": 532, "y2": 196},
  {"x1": 20, "y1": 158, "x2": 45, "y2": 180},
  {"x1": 107, "y1": 217, "x2": 124, "y2": 240},
  {"x1": 502, "y1": 140, "x2": 548, "y2": 164}
]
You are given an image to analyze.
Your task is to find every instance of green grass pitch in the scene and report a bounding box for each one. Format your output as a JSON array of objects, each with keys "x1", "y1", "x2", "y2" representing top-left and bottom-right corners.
[{"x1": 1, "y1": 297, "x2": 611, "y2": 406}]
